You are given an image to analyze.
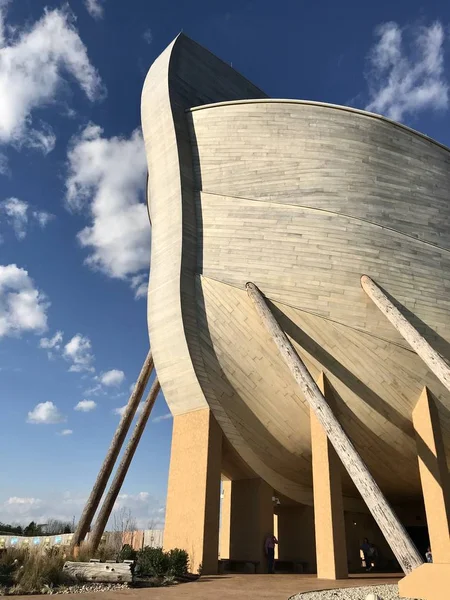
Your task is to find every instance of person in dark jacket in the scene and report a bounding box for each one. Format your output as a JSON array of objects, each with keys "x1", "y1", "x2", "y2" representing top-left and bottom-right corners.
[{"x1": 264, "y1": 534, "x2": 278, "y2": 573}]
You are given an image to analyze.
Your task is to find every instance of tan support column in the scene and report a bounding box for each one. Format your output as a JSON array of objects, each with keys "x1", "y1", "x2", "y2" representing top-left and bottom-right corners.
[
  {"x1": 311, "y1": 373, "x2": 348, "y2": 579},
  {"x1": 219, "y1": 479, "x2": 232, "y2": 560},
  {"x1": 277, "y1": 504, "x2": 316, "y2": 571},
  {"x1": 229, "y1": 478, "x2": 273, "y2": 573},
  {"x1": 163, "y1": 409, "x2": 222, "y2": 575},
  {"x1": 413, "y1": 388, "x2": 450, "y2": 563}
]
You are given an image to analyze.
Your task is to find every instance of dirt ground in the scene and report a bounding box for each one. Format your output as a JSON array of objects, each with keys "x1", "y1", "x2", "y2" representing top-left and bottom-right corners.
[{"x1": 14, "y1": 573, "x2": 401, "y2": 600}]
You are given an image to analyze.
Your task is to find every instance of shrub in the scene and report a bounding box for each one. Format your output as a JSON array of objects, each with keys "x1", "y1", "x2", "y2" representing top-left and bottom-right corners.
[
  {"x1": 14, "y1": 548, "x2": 66, "y2": 594},
  {"x1": 135, "y1": 547, "x2": 169, "y2": 577},
  {"x1": 119, "y1": 544, "x2": 137, "y2": 562},
  {"x1": 0, "y1": 548, "x2": 67, "y2": 594},
  {"x1": 0, "y1": 554, "x2": 16, "y2": 586},
  {"x1": 167, "y1": 549, "x2": 188, "y2": 577},
  {"x1": 70, "y1": 541, "x2": 119, "y2": 563},
  {"x1": 96, "y1": 543, "x2": 120, "y2": 563},
  {"x1": 0, "y1": 548, "x2": 29, "y2": 587}
]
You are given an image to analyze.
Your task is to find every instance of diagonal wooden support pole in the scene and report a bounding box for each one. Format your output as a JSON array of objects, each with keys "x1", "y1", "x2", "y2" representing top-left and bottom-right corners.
[
  {"x1": 246, "y1": 282, "x2": 423, "y2": 574},
  {"x1": 89, "y1": 377, "x2": 161, "y2": 552},
  {"x1": 70, "y1": 350, "x2": 154, "y2": 550},
  {"x1": 361, "y1": 275, "x2": 450, "y2": 393}
]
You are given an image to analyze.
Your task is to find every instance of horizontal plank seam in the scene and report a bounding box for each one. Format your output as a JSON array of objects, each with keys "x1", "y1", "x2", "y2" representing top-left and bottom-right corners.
[
  {"x1": 199, "y1": 274, "x2": 417, "y2": 356},
  {"x1": 187, "y1": 98, "x2": 450, "y2": 155},
  {"x1": 198, "y1": 189, "x2": 450, "y2": 256}
]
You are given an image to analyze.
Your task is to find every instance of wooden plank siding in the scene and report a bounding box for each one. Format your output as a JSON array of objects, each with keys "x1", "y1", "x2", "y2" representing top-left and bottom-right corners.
[{"x1": 141, "y1": 34, "x2": 450, "y2": 507}]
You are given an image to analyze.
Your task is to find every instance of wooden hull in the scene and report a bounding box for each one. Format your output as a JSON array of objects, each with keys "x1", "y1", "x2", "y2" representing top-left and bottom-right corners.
[{"x1": 141, "y1": 35, "x2": 450, "y2": 504}]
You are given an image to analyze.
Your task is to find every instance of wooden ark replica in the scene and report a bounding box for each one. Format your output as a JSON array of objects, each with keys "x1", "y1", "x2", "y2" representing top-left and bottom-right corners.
[{"x1": 73, "y1": 35, "x2": 450, "y2": 600}]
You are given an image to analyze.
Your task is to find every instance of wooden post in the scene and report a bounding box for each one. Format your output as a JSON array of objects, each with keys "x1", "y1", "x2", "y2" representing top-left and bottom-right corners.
[
  {"x1": 246, "y1": 282, "x2": 423, "y2": 574},
  {"x1": 70, "y1": 351, "x2": 154, "y2": 550},
  {"x1": 89, "y1": 378, "x2": 161, "y2": 552},
  {"x1": 361, "y1": 275, "x2": 450, "y2": 393}
]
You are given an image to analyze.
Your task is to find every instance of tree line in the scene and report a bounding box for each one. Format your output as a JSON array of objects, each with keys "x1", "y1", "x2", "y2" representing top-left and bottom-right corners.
[{"x1": 0, "y1": 519, "x2": 75, "y2": 537}]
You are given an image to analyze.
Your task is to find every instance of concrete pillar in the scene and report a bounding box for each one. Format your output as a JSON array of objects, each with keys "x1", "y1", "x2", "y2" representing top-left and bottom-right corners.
[
  {"x1": 229, "y1": 478, "x2": 273, "y2": 572},
  {"x1": 412, "y1": 387, "x2": 450, "y2": 564},
  {"x1": 219, "y1": 479, "x2": 232, "y2": 560},
  {"x1": 163, "y1": 408, "x2": 222, "y2": 575},
  {"x1": 311, "y1": 373, "x2": 348, "y2": 579},
  {"x1": 277, "y1": 504, "x2": 316, "y2": 571}
]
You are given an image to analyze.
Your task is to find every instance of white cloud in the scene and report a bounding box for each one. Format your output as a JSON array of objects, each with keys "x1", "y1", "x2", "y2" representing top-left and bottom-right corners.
[
  {"x1": 59, "y1": 429, "x2": 73, "y2": 436},
  {"x1": 0, "y1": 1, "x2": 8, "y2": 48},
  {"x1": 39, "y1": 331, "x2": 63, "y2": 350},
  {"x1": 63, "y1": 334, "x2": 95, "y2": 372},
  {"x1": 27, "y1": 122, "x2": 56, "y2": 155},
  {"x1": 84, "y1": 383, "x2": 102, "y2": 396},
  {"x1": 1, "y1": 490, "x2": 164, "y2": 529},
  {"x1": 113, "y1": 405, "x2": 126, "y2": 417},
  {"x1": 1, "y1": 198, "x2": 54, "y2": 239},
  {"x1": 143, "y1": 28, "x2": 152, "y2": 45},
  {"x1": 39, "y1": 330, "x2": 63, "y2": 358},
  {"x1": 27, "y1": 401, "x2": 65, "y2": 424},
  {"x1": 365, "y1": 21, "x2": 448, "y2": 121},
  {"x1": 112, "y1": 492, "x2": 165, "y2": 529},
  {"x1": 74, "y1": 399, "x2": 96, "y2": 412},
  {"x1": 113, "y1": 402, "x2": 143, "y2": 418},
  {"x1": 1, "y1": 197, "x2": 27, "y2": 239},
  {"x1": 84, "y1": 0, "x2": 105, "y2": 20},
  {"x1": 99, "y1": 369, "x2": 125, "y2": 387},
  {"x1": 0, "y1": 4, "x2": 104, "y2": 152},
  {"x1": 7, "y1": 497, "x2": 40, "y2": 506},
  {"x1": 0, "y1": 264, "x2": 48, "y2": 338},
  {"x1": 0, "y1": 152, "x2": 8, "y2": 175},
  {"x1": 130, "y1": 273, "x2": 148, "y2": 299},
  {"x1": 32, "y1": 210, "x2": 54, "y2": 228},
  {"x1": 66, "y1": 124, "x2": 149, "y2": 295},
  {"x1": 152, "y1": 412, "x2": 172, "y2": 424}
]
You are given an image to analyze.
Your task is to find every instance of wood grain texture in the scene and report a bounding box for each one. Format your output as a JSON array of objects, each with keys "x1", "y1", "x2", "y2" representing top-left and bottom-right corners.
[
  {"x1": 141, "y1": 34, "x2": 266, "y2": 416},
  {"x1": 245, "y1": 282, "x2": 422, "y2": 574},
  {"x1": 62, "y1": 562, "x2": 132, "y2": 583},
  {"x1": 142, "y1": 35, "x2": 450, "y2": 508},
  {"x1": 89, "y1": 379, "x2": 161, "y2": 551},
  {"x1": 71, "y1": 351, "x2": 154, "y2": 548},
  {"x1": 361, "y1": 275, "x2": 450, "y2": 393}
]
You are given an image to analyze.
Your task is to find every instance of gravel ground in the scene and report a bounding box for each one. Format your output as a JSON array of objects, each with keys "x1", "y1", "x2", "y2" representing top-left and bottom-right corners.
[{"x1": 289, "y1": 584, "x2": 418, "y2": 600}]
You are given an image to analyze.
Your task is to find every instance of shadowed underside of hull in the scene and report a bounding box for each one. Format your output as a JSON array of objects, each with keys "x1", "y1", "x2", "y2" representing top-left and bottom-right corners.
[{"x1": 141, "y1": 34, "x2": 450, "y2": 505}]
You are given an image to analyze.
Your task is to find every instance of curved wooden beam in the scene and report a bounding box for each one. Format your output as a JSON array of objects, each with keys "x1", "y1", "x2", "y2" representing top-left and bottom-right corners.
[{"x1": 246, "y1": 282, "x2": 423, "y2": 574}]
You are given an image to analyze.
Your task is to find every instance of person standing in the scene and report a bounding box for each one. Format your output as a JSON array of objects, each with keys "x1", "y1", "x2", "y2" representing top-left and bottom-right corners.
[
  {"x1": 264, "y1": 534, "x2": 278, "y2": 573},
  {"x1": 426, "y1": 547, "x2": 433, "y2": 563},
  {"x1": 360, "y1": 538, "x2": 371, "y2": 571}
]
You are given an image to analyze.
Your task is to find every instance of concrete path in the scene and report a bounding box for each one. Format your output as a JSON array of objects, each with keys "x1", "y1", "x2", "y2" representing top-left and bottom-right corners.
[{"x1": 15, "y1": 573, "x2": 401, "y2": 600}]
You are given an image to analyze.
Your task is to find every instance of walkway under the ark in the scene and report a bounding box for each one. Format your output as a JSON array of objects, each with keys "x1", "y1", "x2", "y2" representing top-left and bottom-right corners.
[{"x1": 16, "y1": 573, "x2": 402, "y2": 600}]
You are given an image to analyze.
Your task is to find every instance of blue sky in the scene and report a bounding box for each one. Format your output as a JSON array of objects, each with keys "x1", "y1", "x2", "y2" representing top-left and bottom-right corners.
[{"x1": 1, "y1": 0, "x2": 449, "y2": 529}]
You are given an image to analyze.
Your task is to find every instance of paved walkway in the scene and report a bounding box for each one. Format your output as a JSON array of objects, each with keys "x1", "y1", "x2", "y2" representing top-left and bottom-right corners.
[{"x1": 17, "y1": 573, "x2": 401, "y2": 600}]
